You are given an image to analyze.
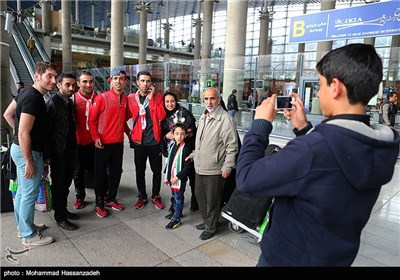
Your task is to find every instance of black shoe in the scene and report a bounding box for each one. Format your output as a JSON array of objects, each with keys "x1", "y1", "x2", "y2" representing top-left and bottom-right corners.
[
  {"x1": 165, "y1": 220, "x2": 182, "y2": 230},
  {"x1": 66, "y1": 211, "x2": 79, "y2": 220},
  {"x1": 199, "y1": 231, "x2": 214, "y2": 240},
  {"x1": 196, "y1": 223, "x2": 205, "y2": 230},
  {"x1": 165, "y1": 213, "x2": 174, "y2": 219},
  {"x1": 57, "y1": 220, "x2": 78, "y2": 231}
]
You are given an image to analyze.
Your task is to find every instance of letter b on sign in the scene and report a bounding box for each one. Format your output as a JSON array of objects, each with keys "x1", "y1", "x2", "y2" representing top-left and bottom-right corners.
[{"x1": 293, "y1": 21, "x2": 305, "y2": 37}]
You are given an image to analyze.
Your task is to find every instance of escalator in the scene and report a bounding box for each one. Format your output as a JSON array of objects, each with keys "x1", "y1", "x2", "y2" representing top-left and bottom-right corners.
[{"x1": 9, "y1": 19, "x2": 52, "y2": 97}]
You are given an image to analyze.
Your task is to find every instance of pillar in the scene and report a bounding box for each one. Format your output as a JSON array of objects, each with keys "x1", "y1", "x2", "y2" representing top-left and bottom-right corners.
[
  {"x1": 110, "y1": 0, "x2": 124, "y2": 69},
  {"x1": 1, "y1": 0, "x2": 12, "y2": 135},
  {"x1": 40, "y1": 0, "x2": 51, "y2": 58},
  {"x1": 295, "y1": 1, "x2": 308, "y2": 87},
  {"x1": 222, "y1": 0, "x2": 248, "y2": 107},
  {"x1": 200, "y1": 0, "x2": 214, "y2": 96},
  {"x1": 61, "y1": 0, "x2": 72, "y2": 72},
  {"x1": 316, "y1": 0, "x2": 336, "y2": 62},
  {"x1": 138, "y1": 3, "x2": 148, "y2": 67}
]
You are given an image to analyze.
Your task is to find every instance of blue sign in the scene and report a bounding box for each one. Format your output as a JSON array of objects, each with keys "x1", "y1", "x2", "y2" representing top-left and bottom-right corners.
[{"x1": 289, "y1": 1, "x2": 400, "y2": 43}]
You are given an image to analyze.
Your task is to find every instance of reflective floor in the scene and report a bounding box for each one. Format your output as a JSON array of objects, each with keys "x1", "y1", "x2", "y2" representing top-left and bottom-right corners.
[{"x1": 1, "y1": 130, "x2": 399, "y2": 269}]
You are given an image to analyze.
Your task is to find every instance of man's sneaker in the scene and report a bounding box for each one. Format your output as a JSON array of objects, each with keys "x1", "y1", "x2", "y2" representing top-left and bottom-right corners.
[
  {"x1": 165, "y1": 220, "x2": 182, "y2": 230},
  {"x1": 105, "y1": 199, "x2": 125, "y2": 211},
  {"x1": 95, "y1": 206, "x2": 108, "y2": 218},
  {"x1": 18, "y1": 224, "x2": 47, "y2": 238},
  {"x1": 152, "y1": 195, "x2": 165, "y2": 210},
  {"x1": 73, "y1": 199, "x2": 85, "y2": 209},
  {"x1": 134, "y1": 196, "x2": 148, "y2": 209},
  {"x1": 21, "y1": 233, "x2": 54, "y2": 247}
]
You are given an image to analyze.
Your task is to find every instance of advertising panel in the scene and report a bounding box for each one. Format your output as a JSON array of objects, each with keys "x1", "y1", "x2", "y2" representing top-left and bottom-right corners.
[{"x1": 289, "y1": 1, "x2": 400, "y2": 43}]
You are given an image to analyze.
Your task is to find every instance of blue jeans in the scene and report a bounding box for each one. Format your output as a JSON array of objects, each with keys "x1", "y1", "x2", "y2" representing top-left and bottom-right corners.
[
  {"x1": 171, "y1": 181, "x2": 186, "y2": 222},
  {"x1": 10, "y1": 144, "x2": 44, "y2": 239},
  {"x1": 228, "y1": 110, "x2": 236, "y2": 118}
]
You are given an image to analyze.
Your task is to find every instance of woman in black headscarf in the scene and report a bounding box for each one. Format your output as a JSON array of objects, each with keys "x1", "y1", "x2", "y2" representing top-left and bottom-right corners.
[{"x1": 161, "y1": 92, "x2": 198, "y2": 212}]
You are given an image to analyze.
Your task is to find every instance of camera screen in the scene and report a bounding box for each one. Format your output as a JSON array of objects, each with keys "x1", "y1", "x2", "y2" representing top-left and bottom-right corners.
[{"x1": 276, "y1": 96, "x2": 293, "y2": 109}]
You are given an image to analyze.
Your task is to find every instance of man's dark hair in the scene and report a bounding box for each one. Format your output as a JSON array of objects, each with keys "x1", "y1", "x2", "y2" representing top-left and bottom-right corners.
[
  {"x1": 57, "y1": 72, "x2": 76, "y2": 83},
  {"x1": 316, "y1": 43, "x2": 382, "y2": 106},
  {"x1": 34, "y1": 61, "x2": 58, "y2": 75},
  {"x1": 77, "y1": 70, "x2": 93, "y2": 81},
  {"x1": 137, "y1": 70, "x2": 152, "y2": 80},
  {"x1": 16, "y1": 82, "x2": 24, "y2": 87},
  {"x1": 387, "y1": 92, "x2": 397, "y2": 99}
]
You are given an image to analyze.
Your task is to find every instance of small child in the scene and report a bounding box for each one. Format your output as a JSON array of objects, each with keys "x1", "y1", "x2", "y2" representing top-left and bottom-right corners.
[{"x1": 164, "y1": 123, "x2": 192, "y2": 229}]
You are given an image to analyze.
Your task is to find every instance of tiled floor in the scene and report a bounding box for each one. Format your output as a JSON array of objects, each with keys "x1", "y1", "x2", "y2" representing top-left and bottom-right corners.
[{"x1": 1, "y1": 131, "x2": 399, "y2": 269}]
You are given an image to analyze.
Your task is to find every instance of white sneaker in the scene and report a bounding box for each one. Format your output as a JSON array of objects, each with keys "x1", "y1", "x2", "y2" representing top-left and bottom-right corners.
[
  {"x1": 18, "y1": 224, "x2": 47, "y2": 238},
  {"x1": 21, "y1": 233, "x2": 54, "y2": 247},
  {"x1": 18, "y1": 223, "x2": 47, "y2": 238}
]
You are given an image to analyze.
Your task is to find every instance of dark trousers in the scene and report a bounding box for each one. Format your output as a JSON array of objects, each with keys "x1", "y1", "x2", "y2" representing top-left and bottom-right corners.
[
  {"x1": 74, "y1": 143, "x2": 95, "y2": 200},
  {"x1": 50, "y1": 148, "x2": 75, "y2": 222},
  {"x1": 134, "y1": 144, "x2": 162, "y2": 199},
  {"x1": 188, "y1": 165, "x2": 197, "y2": 205},
  {"x1": 195, "y1": 174, "x2": 225, "y2": 234},
  {"x1": 94, "y1": 143, "x2": 123, "y2": 206}
]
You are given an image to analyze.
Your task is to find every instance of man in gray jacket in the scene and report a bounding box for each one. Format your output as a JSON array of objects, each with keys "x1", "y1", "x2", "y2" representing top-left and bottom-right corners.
[{"x1": 189, "y1": 87, "x2": 239, "y2": 240}]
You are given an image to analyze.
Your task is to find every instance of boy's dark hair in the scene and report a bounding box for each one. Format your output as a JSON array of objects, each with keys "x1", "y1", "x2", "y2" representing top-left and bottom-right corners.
[
  {"x1": 57, "y1": 72, "x2": 76, "y2": 83},
  {"x1": 137, "y1": 70, "x2": 152, "y2": 80},
  {"x1": 172, "y1": 123, "x2": 187, "y2": 133},
  {"x1": 316, "y1": 43, "x2": 382, "y2": 106}
]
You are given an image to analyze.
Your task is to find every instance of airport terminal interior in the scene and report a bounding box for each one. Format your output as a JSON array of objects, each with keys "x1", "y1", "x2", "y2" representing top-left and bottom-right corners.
[{"x1": 1, "y1": 0, "x2": 399, "y2": 269}]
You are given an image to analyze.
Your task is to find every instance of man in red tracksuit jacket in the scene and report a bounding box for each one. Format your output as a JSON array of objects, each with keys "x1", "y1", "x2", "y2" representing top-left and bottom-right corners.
[
  {"x1": 128, "y1": 70, "x2": 166, "y2": 210},
  {"x1": 73, "y1": 71, "x2": 97, "y2": 210},
  {"x1": 88, "y1": 68, "x2": 131, "y2": 218}
]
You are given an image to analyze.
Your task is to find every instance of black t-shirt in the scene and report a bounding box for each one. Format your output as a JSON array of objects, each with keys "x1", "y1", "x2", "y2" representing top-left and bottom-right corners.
[{"x1": 13, "y1": 87, "x2": 48, "y2": 152}]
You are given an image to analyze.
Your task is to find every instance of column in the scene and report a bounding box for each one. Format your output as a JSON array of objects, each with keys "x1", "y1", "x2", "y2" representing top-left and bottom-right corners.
[
  {"x1": 110, "y1": 0, "x2": 124, "y2": 69},
  {"x1": 1, "y1": 0, "x2": 12, "y2": 134},
  {"x1": 61, "y1": 0, "x2": 72, "y2": 72},
  {"x1": 40, "y1": 0, "x2": 51, "y2": 58},
  {"x1": 222, "y1": 0, "x2": 248, "y2": 107},
  {"x1": 91, "y1": 2, "x2": 95, "y2": 28},
  {"x1": 200, "y1": 0, "x2": 214, "y2": 96},
  {"x1": 295, "y1": 1, "x2": 308, "y2": 87},
  {"x1": 138, "y1": 2, "x2": 149, "y2": 67},
  {"x1": 316, "y1": 0, "x2": 336, "y2": 62},
  {"x1": 258, "y1": 11, "x2": 270, "y2": 101},
  {"x1": 75, "y1": 0, "x2": 79, "y2": 23}
]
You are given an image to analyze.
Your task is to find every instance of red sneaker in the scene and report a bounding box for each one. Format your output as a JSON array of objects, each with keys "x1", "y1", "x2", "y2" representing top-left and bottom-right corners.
[
  {"x1": 73, "y1": 199, "x2": 85, "y2": 209},
  {"x1": 105, "y1": 199, "x2": 125, "y2": 211},
  {"x1": 95, "y1": 206, "x2": 108, "y2": 218},
  {"x1": 152, "y1": 195, "x2": 165, "y2": 210},
  {"x1": 134, "y1": 196, "x2": 148, "y2": 209}
]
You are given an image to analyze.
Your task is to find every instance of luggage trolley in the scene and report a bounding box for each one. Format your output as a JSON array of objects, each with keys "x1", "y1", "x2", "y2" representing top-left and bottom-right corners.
[{"x1": 221, "y1": 144, "x2": 282, "y2": 243}]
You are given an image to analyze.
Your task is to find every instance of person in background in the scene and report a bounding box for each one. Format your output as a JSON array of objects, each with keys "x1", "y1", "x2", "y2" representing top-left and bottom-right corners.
[
  {"x1": 128, "y1": 70, "x2": 166, "y2": 210},
  {"x1": 27, "y1": 36, "x2": 35, "y2": 55},
  {"x1": 3, "y1": 61, "x2": 58, "y2": 246},
  {"x1": 16, "y1": 82, "x2": 24, "y2": 96},
  {"x1": 46, "y1": 72, "x2": 79, "y2": 231},
  {"x1": 227, "y1": 89, "x2": 239, "y2": 118},
  {"x1": 88, "y1": 68, "x2": 131, "y2": 218},
  {"x1": 236, "y1": 44, "x2": 400, "y2": 266},
  {"x1": 73, "y1": 71, "x2": 97, "y2": 210},
  {"x1": 379, "y1": 92, "x2": 398, "y2": 128},
  {"x1": 163, "y1": 123, "x2": 192, "y2": 230},
  {"x1": 187, "y1": 87, "x2": 239, "y2": 240},
  {"x1": 161, "y1": 91, "x2": 198, "y2": 212}
]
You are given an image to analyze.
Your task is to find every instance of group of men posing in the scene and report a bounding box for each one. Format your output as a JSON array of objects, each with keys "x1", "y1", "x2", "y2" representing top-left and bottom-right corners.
[
  {"x1": 4, "y1": 65, "x2": 238, "y2": 248},
  {"x1": 3, "y1": 43, "x2": 400, "y2": 267}
]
